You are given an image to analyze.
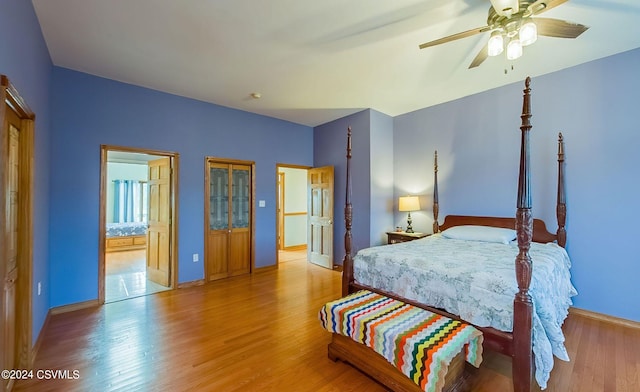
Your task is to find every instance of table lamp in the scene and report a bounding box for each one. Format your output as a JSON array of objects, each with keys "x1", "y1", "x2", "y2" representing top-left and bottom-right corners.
[{"x1": 398, "y1": 195, "x2": 420, "y2": 233}]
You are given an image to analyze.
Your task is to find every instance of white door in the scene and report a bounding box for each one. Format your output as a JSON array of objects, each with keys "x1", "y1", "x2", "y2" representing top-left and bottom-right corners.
[{"x1": 307, "y1": 166, "x2": 334, "y2": 269}]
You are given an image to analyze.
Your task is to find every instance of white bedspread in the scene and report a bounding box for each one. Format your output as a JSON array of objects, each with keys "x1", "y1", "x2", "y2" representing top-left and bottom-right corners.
[{"x1": 353, "y1": 233, "x2": 577, "y2": 389}]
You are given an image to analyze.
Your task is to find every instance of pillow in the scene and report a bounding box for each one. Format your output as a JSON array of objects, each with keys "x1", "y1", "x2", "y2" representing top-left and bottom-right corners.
[{"x1": 441, "y1": 225, "x2": 516, "y2": 244}]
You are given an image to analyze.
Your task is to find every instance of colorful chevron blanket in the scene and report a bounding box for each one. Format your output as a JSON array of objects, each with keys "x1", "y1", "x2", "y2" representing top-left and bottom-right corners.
[{"x1": 319, "y1": 290, "x2": 483, "y2": 392}]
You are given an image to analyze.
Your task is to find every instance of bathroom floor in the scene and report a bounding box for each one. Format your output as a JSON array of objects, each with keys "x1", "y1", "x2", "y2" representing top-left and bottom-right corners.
[{"x1": 105, "y1": 249, "x2": 170, "y2": 303}]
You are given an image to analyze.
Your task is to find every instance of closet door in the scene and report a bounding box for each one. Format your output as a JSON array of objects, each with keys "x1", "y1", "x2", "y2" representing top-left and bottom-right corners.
[
  {"x1": 205, "y1": 159, "x2": 253, "y2": 281},
  {"x1": 228, "y1": 165, "x2": 251, "y2": 276},
  {"x1": 207, "y1": 163, "x2": 230, "y2": 281}
]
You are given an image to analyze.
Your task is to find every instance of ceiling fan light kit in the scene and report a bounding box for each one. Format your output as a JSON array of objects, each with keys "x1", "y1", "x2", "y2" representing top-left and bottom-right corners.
[
  {"x1": 507, "y1": 38, "x2": 524, "y2": 60},
  {"x1": 418, "y1": 0, "x2": 589, "y2": 68},
  {"x1": 488, "y1": 31, "x2": 504, "y2": 56},
  {"x1": 519, "y1": 19, "x2": 538, "y2": 46}
]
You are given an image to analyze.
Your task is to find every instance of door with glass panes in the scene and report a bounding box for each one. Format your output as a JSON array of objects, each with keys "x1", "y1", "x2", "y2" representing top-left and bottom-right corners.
[{"x1": 205, "y1": 159, "x2": 253, "y2": 281}]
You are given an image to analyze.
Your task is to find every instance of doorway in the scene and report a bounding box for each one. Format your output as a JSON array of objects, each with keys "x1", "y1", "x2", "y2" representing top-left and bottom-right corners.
[
  {"x1": 99, "y1": 146, "x2": 179, "y2": 303},
  {"x1": 1, "y1": 75, "x2": 35, "y2": 391},
  {"x1": 276, "y1": 165, "x2": 310, "y2": 266}
]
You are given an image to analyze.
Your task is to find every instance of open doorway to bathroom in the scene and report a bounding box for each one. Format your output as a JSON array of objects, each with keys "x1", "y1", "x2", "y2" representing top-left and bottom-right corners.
[{"x1": 99, "y1": 146, "x2": 179, "y2": 303}]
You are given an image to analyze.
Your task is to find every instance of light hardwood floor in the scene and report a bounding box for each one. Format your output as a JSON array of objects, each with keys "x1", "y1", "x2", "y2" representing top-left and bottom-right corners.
[
  {"x1": 278, "y1": 248, "x2": 307, "y2": 264},
  {"x1": 15, "y1": 259, "x2": 640, "y2": 392}
]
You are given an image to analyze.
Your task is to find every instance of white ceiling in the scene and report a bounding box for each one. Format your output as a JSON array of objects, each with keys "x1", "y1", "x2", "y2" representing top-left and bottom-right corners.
[{"x1": 32, "y1": 0, "x2": 640, "y2": 127}]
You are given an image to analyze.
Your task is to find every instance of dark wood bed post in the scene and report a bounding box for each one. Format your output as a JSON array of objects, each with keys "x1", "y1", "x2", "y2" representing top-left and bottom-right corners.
[
  {"x1": 513, "y1": 77, "x2": 534, "y2": 392},
  {"x1": 342, "y1": 127, "x2": 354, "y2": 296},
  {"x1": 433, "y1": 151, "x2": 440, "y2": 234},
  {"x1": 557, "y1": 133, "x2": 567, "y2": 248}
]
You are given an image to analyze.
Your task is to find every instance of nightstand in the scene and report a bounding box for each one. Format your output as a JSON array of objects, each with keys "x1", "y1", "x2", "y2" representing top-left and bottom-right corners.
[{"x1": 386, "y1": 231, "x2": 429, "y2": 244}]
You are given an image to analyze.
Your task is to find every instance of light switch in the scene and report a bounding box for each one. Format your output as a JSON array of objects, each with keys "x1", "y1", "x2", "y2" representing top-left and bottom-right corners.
[{"x1": 259, "y1": 200, "x2": 266, "y2": 207}]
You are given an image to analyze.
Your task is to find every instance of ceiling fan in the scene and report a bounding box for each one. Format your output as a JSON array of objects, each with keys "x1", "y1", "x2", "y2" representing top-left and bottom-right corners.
[{"x1": 419, "y1": 0, "x2": 589, "y2": 68}]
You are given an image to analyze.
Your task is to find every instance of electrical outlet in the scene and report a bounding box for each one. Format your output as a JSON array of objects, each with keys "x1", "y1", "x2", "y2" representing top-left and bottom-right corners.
[
  {"x1": 259, "y1": 200, "x2": 266, "y2": 207},
  {"x1": 192, "y1": 253, "x2": 199, "y2": 262},
  {"x1": 38, "y1": 282, "x2": 41, "y2": 296}
]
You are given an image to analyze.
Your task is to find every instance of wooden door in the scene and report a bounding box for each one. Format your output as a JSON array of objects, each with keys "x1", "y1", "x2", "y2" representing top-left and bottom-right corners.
[
  {"x1": 206, "y1": 160, "x2": 252, "y2": 281},
  {"x1": 229, "y1": 165, "x2": 251, "y2": 276},
  {"x1": 307, "y1": 166, "x2": 334, "y2": 269},
  {"x1": 1, "y1": 77, "x2": 34, "y2": 388},
  {"x1": 207, "y1": 163, "x2": 231, "y2": 281},
  {"x1": 146, "y1": 157, "x2": 171, "y2": 286},
  {"x1": 3, "y1": 105, "x2": 21, "y2": 386}
]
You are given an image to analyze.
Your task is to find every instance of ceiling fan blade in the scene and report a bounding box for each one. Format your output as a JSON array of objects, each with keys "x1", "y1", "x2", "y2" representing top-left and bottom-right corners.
[
  {"x1": 528, "y1": 0, "x2": 569, "y2": 16},
  {"x1": 419, "y1": 25, "x2": 491, "y2": 49},
  {"x1": 468, "y1": 43, "x2": 489, "y2": 69},
  {"x1": 535, "y1": 17, "x2": 589, "y2": 38}
]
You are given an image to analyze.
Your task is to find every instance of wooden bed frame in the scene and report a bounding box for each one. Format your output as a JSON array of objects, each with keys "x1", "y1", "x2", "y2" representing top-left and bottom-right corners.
[{"x1": 336, "y1": 78, "x2": 567, "y2": 392}]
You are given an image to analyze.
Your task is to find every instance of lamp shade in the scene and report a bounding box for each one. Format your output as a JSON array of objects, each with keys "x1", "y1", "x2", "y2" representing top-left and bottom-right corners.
[
  {"x1": 487, "y1": 32, "x2": 504, "y2": 56},
  {"x1": 519, "y1": 19, "x2": 537, "y2": 46},
  {"x1": 506, "y1": 38, "x2": 523, "y2": 60},
  {"x1": 399, "y1": 196, "x2": 420, "y2": 212}
]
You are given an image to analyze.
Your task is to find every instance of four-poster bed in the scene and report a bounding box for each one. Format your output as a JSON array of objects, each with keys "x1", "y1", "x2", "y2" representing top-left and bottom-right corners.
[{"x1": 331, "y1": 78, "x2": 574, "y2": 392}]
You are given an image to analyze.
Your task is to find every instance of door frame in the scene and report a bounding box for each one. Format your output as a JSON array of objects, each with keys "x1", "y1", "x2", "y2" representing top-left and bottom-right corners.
[
  {"x1": 275, "y1": 164, "x2": 311, "y2": 267},
  {"x1": 98, "y1": 145, "x2": 179, "y2": 304},
  {"x1": 0, "y1": 75, "x2": 35, "y2": 375}
]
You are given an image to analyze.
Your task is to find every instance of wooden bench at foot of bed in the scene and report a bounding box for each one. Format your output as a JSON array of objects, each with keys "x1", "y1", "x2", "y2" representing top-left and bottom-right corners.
[
  {"x1": 320, "y1": 290, "x2": 483, "y2": 392},
  {"x1": 329, "y1": 334, "x2": 467, "y2": 392}
]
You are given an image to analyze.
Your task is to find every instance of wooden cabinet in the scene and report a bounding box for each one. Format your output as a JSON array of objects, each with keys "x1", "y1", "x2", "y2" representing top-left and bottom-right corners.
[
  {"x1": 205, "y1": 159, "x2": 254, "y2": 281},
  {"x1": 386, "y1": 231, "x2": 428, "y2": 244}
]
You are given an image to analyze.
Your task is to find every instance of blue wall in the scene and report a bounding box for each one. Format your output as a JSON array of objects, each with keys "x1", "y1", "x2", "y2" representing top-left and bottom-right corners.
[
  {"x1": 314, "y1": 110, "x2": 371, "y2": 264},
  {"x1": 0, "y1": 0, "x2": 52, "y2": 344},
  {"x1": 394, "y1": 47, "x2": 640, "y2": 322},
  {"x1": 49, "y1": 68, "x2": 313, "y2": 307},
  {"x1": 369, "y1": 110, "x2": 394, "y2": 245}
]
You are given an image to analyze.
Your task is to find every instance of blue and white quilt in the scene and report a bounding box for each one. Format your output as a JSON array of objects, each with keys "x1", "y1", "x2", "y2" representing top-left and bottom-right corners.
[
  {"x1": 353, "y1": 233, "x2": 577, "y2": 389},
  {"x1": 106, "y1": 222, "x2": 147, "y2": 237}
]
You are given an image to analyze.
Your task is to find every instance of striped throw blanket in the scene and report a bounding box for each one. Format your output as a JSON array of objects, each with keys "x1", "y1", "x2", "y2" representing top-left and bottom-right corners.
[{"x1": 319, "y1": 290, "x2": 483, "y2": 392}]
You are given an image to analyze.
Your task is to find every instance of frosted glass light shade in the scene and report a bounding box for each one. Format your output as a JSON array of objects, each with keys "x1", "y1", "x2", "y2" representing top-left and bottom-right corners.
[
  {"x1": 488, "y1": 32, "x2": 504, "y2": 56},
  {"x1": 399, "y1": 196, "x2": 420, "y2": 212},
  {"x1": 519, "y1": 20, "x2": 538, "y2": 46},
  {"x1": 507, "y1": 39, "x2": 523, "y2": 60}
]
